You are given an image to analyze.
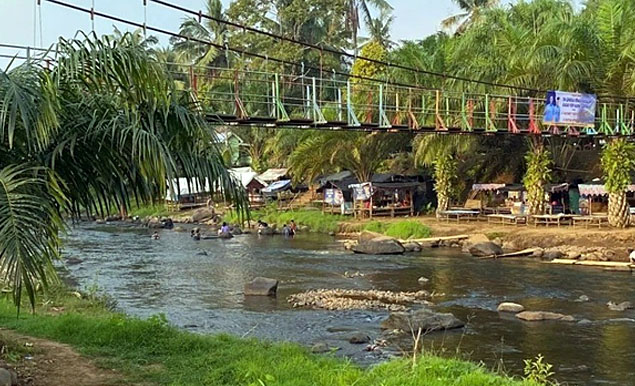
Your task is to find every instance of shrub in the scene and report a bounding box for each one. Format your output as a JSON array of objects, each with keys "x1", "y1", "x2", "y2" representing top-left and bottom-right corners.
[{"x1": 384, "y1": 221, "x2": 431, "y2": 239}]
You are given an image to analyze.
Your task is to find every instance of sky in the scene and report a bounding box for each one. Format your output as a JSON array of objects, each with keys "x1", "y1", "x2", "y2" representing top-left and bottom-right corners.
[{"x1": 0, "y1": 0, "x2": 581, "y2": 68}]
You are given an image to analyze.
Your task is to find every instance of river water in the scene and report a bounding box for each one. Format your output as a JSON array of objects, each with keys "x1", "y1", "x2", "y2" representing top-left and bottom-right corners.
[{"x1": 61, "y1": 224, "x2": 635, "y2": 385}]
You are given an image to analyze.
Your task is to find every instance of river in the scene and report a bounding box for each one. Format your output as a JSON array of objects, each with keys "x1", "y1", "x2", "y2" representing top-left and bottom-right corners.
[{"x1": 61, "y1": 224, "x2": 635, "y2": 385}]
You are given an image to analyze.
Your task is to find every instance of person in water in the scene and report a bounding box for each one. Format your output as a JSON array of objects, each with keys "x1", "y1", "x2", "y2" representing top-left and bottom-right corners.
[
  {"x1": 151, "y1": 231, "x2": 160, "y2": 240},
  {"x1": 219, "y1": 222, "x2": 231, "y2": 235},
  {"x1": 290, "y1": 219, "x2": 297, "y2": 234},
  {"x1": 629, "y1": 248, "x2": 635, "y2": 265},
  {"x1": 282, "y1": 224, "x2": 292, "y2": 237},
  {"x1": 193, "y1": 228, "x2": 201, "y2": 241}
]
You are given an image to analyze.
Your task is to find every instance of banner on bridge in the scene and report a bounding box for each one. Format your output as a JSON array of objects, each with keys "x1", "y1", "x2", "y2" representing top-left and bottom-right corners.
[{"x1": 543, "y1": 91, "x2": 597, "y2": 127}]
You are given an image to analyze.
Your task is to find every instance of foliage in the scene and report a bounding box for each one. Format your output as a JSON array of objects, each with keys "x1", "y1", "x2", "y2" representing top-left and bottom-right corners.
[
  {"x1": 226, "y1": 208, "x2": 347, "y2": 233},
  {"x1": 288, "y1": 131, "x2": 408, "y2": 184},
  {"x1": 523, "y1": 141, "x2": 552, "y2": 215},
  {"x1": 523, "y1": 354, "x2": 555, "y2": 385},
  {"x1": 363, "y1": 221, "x2": 432, "y2": 239},
  {"x1": 601, "y1": 138, "x2": 635, "y2": 194},
  {"x1": 0, "y1": 33, "x2": 246, "y2": 310},
  {"x1": 601, "y1": 138, "x2": 635, "y2": 227},
  {"x1": 351, "y1": 40, "x2": 387, "y2": 80},
  {"x1": 0, "y1": 291, "x2": 535, "y2": 386}
]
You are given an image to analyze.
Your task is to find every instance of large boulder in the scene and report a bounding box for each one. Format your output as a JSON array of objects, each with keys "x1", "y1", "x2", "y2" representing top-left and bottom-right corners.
[
  {"x1": 0, "y1": 368, "x2": 16, "y2": 386},
  {"x1": 147, "y1": 217, "x2": 163, "y2": 229},
  {"x1": 244, "y1": 277, "x2": 278, "y2": 296},
  {"x1": 542, "y1": 250, "x2": 564, "y2": 261},
  {"x1": 191, "y1": 207, "x2": 216, "y2": 223},
  {"x1": 218, "y1": 232, "x2": 234, "y2": 239},
  {"x1": 516, "y1": 311, "x2": 575, "y2": 322},
  {"x1": 497, "y1": 302, "x2": 525, "y2": 313},
  {"x1": 380, "y1": 309, "x2": 464, "y2": 333},
  {"x1": 358, "y1": 230, "x2": 386, "y2": 242},
  {"x1": 468, "y1": 242, "x2": 504, "y2": 257},
  {"x1": 352, "y1": 236, "x2": 405, "y2": 255},
  {"x1": 463, "y1": 234, "x2": 490, "y2": 250}
]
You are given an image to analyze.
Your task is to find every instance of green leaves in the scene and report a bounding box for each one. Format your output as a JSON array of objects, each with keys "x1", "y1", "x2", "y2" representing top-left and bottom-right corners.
[
  {"x1": 601, "y1": 138, "x2": 635, "y2": 194},
  {"x1": 0, "y1": 165, "x2": 65, "y2": 312},
  {"x1": 523, "y1": 140, "x2": 551, "y2": 215},
  {"x1": 0, "y1": 32, "x2": 247, "y2": 310}
]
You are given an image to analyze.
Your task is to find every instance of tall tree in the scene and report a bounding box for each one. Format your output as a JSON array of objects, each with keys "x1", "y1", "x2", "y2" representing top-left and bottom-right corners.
[
  {"x1": 523, "y1": 139, "x2": 552, "y2": 215},
  {"x1": 442, "y1": 0, "x2": 499, "y2": 34},
  {"x1": 347, "y1": 0, "x2": 393, "y2": 53},
  {"x1": 601, "y1": 138, "x2": 635, "y2": 228},
  {"x1": 171, "y1": 0, "x2": 228, "y2": 67},
  {"x1": 414, "y1": 135, "x2": 474, "y2": 215}
]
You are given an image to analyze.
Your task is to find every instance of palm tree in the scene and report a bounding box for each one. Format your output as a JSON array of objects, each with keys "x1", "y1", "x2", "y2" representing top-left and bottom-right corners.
[
  {"x1": 601, "y1": 138, "x2": 635, "y2": 228},
  {"x1": 414, "y1": 135, "x2": 475, "y2": 215},
  {"x1": 522, "y1": 139, "x2": 551, "y2": 215},
  {"x1": 288, "y1": 131, "x2": 407, "y2": 184},
  {"x1": 359, "y1": 10, "x2": 395, "y2": 49},
  {"x1": 0, "y1": 32, "x2": 245, "y2": 310},
  {"x1": 442, "y1": 0, "x2": 499, "y2": 34},
  {"x1": 346, "y1": 0, "x2": 393, "y2": 54},
  {"x1": 170, "y1": 0, "x2": 228, "y2": 67}
]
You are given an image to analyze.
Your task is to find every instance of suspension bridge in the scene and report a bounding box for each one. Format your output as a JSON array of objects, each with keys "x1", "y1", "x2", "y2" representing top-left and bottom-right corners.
[{"x1": 2, "y1": 0, "x2": 635, "y2": 137}]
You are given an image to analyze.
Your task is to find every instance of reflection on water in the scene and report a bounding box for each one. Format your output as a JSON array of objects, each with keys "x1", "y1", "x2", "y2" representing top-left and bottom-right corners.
[{"x1": 62, "y1": 224, "x2": 635, "y2": 385}]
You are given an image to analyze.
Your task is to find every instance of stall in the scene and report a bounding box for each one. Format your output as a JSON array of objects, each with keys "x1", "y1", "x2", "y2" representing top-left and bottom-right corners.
[
  {"x1": 350, "y1": 181, "x2": 423, "y2": 218},
  {"x1": 316, "y1": 171, "x2": 358, "y2": 214},
  {"x1": 165, "y1": 177, "x2": 210, "y2": 210}
]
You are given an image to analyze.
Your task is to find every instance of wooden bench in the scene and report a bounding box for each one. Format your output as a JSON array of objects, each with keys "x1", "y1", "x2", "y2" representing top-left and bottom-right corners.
[
  {"x1": 487, "y1": 214, "x2": 528, "y2": 226},
  {"x1": 438, "y1": 209, "x2": 480, "y2": 223},
  {"x1": 572, "y1": 215, "x2": 609, "y2": 228},
  {"x1": 531, "y1": 214, "x2": 573, "y2": 227}
]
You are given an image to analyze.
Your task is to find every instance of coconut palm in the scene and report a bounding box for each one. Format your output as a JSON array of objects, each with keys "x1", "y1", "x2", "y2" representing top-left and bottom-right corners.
[
  {"x1": 0, "y1": 32, "x2": 245, "y2": 310},
  {"x1": 346, "y1": 0, "x2": 393, "y2": 53},
  {"x1": 288, "y1": 131, "x2": 407, "y2": 184},
  {"x1": 442, "y1": 0, "x2": 499, "y2": 34},
  {"x1": 601, "y1": 138, "x2": 635, "y2": 228},
  {"x1": 171, "y1": 0, "x2": 228, "y2": 67}
]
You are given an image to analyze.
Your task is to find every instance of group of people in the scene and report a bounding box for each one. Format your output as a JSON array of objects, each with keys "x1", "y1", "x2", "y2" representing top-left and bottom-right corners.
[{"x1": 257, "y1": 219, "x2": 297, "y2": 237}]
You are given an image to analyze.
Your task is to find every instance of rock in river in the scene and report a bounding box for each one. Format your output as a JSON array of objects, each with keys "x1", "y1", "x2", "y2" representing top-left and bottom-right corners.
[
  {"x1": 380, "y1": 309, "x2": 464, "y2": 333},
  {"x1": 497, "y1": 302, "x2": 525, "y2": 313},
  {"x1": 516, "y1": 311, "x2": 575, "y2": 322},
  {"x1": 191, "y1": 207, "x2": 216, "y2": 223},
  {"x1": 468, "y1": 242, "x2": 503, "y2": 257},
  {"x1": 352, "y1": 236, "x2": 405, "y2": 255},
  {"x1": 244, "y1": 277, "x2": 278, "y2": 296},
  {"x1": 349, "y1": 332, "x2": 371, "y2": 344},
  {"x1": 607, "y1": 301, "x2": 633, "y2": 311}
]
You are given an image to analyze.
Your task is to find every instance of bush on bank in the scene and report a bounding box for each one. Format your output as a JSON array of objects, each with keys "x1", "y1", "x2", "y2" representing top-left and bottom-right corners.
[{"x1": 0, "y1": 290, "x2": 536, "y2": 386}]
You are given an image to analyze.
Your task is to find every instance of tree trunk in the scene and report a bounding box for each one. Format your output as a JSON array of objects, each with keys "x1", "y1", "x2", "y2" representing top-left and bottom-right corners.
[
  {"x1": 608, "y1": 191, "x2": 630, "y2": 228},
  {"x1": 436, "y1": 191, "x2": 449, "y2": 218},
  {"x1": 527, "y1": 185, "x2": 545, "y2": 215}
]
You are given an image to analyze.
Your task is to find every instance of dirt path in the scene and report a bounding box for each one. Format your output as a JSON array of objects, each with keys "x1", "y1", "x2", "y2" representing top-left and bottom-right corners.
[{"x1": 0, "y1": 329, "x2": 125, "y2": 386}]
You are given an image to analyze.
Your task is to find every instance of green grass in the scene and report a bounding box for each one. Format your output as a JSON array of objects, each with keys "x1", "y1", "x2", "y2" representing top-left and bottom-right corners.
[
  {"x1": 226, "y1": 207, "x2": 347, "y2": 233},
  {"x1": 0, "y1": 289, "x2": 535, "y2": 386},
  {"x1": 128, "y1": 203, "x2": 176, "y2": 219},
  {"x1": 363, "y1": 221, "x2": 432, "y2": 239}
]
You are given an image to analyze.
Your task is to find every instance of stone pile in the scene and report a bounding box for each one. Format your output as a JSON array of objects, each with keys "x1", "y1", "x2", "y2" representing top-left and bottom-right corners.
[{"x1": 288, "y1": 289, "x2": 432, "y2": 311}]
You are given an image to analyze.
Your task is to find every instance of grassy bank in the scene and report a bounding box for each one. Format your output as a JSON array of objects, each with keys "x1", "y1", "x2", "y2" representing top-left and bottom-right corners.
[
  {"x1": 225, "y1": 207, "x2": 433, "y2": 239},
  {"x1": 0, "y1": 289, "x2": 535, "y2": 386}
]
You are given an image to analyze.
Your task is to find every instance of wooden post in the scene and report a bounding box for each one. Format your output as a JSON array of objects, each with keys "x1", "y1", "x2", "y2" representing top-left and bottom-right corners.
[
  {"x1": 370, "y1": 195, "x2": 373, "y2": 219},
  {"x1": 410, "y1": 190, "x2": 414, "y2": 216}
]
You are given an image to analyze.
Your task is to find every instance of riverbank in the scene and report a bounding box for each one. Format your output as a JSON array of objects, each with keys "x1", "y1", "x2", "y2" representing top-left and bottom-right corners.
[
  {"x1": 123, "y1": 204, "x2": 635, "y2": 261},
  {"x1": 0, "y1": 288, "x2": 535, "y2": 385}
]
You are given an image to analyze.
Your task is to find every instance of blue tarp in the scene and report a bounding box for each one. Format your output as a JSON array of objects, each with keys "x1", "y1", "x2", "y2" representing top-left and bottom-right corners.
[{"x1": 262, "y1": 179, "x2": 291, "y2": 195}]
